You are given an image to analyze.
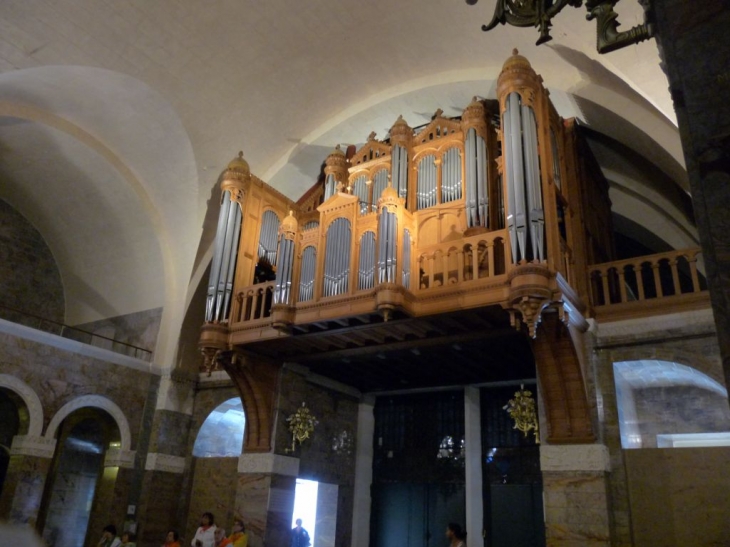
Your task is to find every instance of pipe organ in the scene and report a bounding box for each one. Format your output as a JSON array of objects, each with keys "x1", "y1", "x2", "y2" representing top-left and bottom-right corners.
[{"x1": 200, "y1": 50, "x2": 614, "y2": 364}]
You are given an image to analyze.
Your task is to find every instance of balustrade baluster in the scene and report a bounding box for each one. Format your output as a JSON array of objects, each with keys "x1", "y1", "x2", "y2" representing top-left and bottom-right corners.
[
  {"x1": 457, "y1": 249, "x2": 464, "y2": 282},
  {"x1": 601, "y1": 268, "x2": 610, "y2": 306},
  {"x1": 443, "y1": 252, "x2": 450, "y2": 283},
  {"x1": 652, "y1": 261, "x2": 663, "y2": 298},
  {"x1": 427, "y1": 255, "x2": 435, "y2": 287},
  {"x1": 635, "y1": 264, "x2": 646, "y2": 301},
  {"x1": 689, "y1": 254, "x2": 700, "y2": 293},
  {"x1": 471, "y1": 246, "x2": 479, "y2": 280},
  {"x1": 670, "y1": 259, "x2": 681, "y2": 295},
  {"x1": 487, "y1": 241, "x2": 495, "y2": 278},
  {"x1": 618, "y1": 268, "x2": 628, "y2": 303}
]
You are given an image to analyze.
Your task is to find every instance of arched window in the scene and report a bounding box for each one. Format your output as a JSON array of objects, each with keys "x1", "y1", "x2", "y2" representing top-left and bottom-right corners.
[{"x1": 193, "y1": 398, "x2": 246, "y2": 457}]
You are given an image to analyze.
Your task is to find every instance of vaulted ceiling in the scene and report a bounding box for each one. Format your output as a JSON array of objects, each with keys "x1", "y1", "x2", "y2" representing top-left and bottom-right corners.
[{"x1": 0, "y1": 0, "x2": 694, "y2": 364}]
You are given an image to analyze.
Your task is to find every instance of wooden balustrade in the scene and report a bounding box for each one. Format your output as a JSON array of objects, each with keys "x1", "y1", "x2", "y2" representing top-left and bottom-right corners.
[
  {"x1": 589, "y1": 248, "x2": 706, "y2": 308},
  {"x1": 417, "y1": 230, "x2": 508, "y2": 290},
  {"x1": 232, "y1": 281, "x2": 275, "y2": 324}
]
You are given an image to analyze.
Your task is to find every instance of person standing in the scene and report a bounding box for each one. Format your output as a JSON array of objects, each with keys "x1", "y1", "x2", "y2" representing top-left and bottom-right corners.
[
  {"x1": 191, "y1": 512, "x2": 217, "y2": 547},
  {"x1": 291, "y1": 518, "x2": 311, "y2": 547},
  {"x1": 446, "y1": 523, "x2": 466, "y2": 547}
]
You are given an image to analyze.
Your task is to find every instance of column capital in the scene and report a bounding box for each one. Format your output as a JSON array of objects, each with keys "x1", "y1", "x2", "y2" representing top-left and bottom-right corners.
[{"x1": 10, "y1": 435, "x2": 56, "y2": 458}]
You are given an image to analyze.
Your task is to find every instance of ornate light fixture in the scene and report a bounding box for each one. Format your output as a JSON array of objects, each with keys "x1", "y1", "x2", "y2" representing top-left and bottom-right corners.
[
  {"x1": 466, "y1": 0, "x2": 653, "y2": 54},
  {"x1": 285, "y1": 402, "x2": 319, "y2": 453},
  {"x1": 503, "y1": 385, "x2": 540, "y2": 443}
]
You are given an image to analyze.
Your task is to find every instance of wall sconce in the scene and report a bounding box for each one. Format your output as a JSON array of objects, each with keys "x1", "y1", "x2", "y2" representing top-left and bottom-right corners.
[
  {"x1": 285, "y1": 402, "x2": 319, "y2": 453},
  {"x1": 504, "y1": 385, "x2": 540, "y2": 444}
]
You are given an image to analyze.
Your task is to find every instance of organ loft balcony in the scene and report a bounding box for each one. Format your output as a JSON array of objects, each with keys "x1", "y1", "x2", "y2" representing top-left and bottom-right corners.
[{"x1": 198, "y1": 50, "x2": 709, "y2": 389}]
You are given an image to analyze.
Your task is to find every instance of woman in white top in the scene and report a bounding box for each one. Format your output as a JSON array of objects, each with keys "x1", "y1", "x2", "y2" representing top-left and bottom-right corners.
[
  {"x1": 446, "y1": 522, "x2": 466, "y2": 547},
  {"x1": 191, "y1": 512, "x2": 217, "y2": 547}
]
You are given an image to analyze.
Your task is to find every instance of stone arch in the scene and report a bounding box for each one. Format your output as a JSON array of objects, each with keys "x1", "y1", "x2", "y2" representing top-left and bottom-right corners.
[
  {"x1": 0, "y1": 374, "x2": 44, "y2": 437},
  {"x1": 45, "y1": 395, "x2": 132, "y2": 451}
]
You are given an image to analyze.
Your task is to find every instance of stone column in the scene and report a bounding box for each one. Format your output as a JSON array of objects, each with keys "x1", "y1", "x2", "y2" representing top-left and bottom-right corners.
[
  {"x1": 0, "y1": 435, "x2": 56, "y2": 526},
  {"x1": 351, "y1": 396, "x2": 374, "y2": 547},
  {"x1": 86, "y1": 449, "x2": 136, "y2": 542},
  {"x1": 652, "y1": 0, "x2": 730, "y2": 387},
  {"x1": 236, "y1": 452, "x2": 299, "y2": 547},
  {"x1": 135, "y1": 371, "x2": 194, "y2": 544},
  {"x1": 464, "y1": 387, "x2": 484, "y2": 547},
  {"x1": 540, "y1": 444, "x2": 612, "y2": 546}
]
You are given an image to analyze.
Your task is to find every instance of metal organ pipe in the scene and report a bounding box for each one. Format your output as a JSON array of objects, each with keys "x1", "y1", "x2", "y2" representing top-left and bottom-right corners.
[
  {"x1": 503, "y1": 92, "x2": 545, "y2": 263},
  {"x1": 392, "y1": 144, "x2": 408, "y2": 201},
  {"x1": 417, "y1": 155, "x2": 437, "y2": 210},
  {"x1": 258, "y1": 211, "x2": 281, "y2": 266},
  {"x1": 205, "y1": 190, "x2": 242, "y2": 322},
  {"x1": 372, "y1": 170, "x2": 388, "y2": 212},
  {"x1": 298, "y1": 246, "x2": 316, "y2": 302},
  {"x1": 359, "y1": 231, "x2": 376, "y2": 289},
  {"x1": 402, "y1": 229, "x2": 412, "y2": 288},
  {"x1": 550, "y1": 129, "x2": 562, "y2": 192},
  {"x1": 324, "y1": 173, "x2": 336, "y2": 201},
  {"x1": 352, "y1": 175, "x2": 369, "y2": 215},
  {"x1": 274, "y1": 237, "x2": 294, "y2": 305},
  {"x1": 504, "y1": 92, "x2": 527, "y2": 263},
  {"x1": 465, "y1": 129, "x2": 489, "y2": 227},
  {"x1": 522, "y1": 104, "x2": 544, "y2": 262},
  {"x1": 441, "y1": 147, "x2": 462, "y2": 203},
  {"x1": 324, "y1": 218, "x2": 351, "y2": 296},
  {"x1": 378, "y1": 208, "x2": 397, "y2": 283}
]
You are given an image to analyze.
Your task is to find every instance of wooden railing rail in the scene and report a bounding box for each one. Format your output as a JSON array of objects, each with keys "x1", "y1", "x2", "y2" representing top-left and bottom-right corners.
[{"x1": 589, "y1": 248, "x2": 705, "y2": 307}]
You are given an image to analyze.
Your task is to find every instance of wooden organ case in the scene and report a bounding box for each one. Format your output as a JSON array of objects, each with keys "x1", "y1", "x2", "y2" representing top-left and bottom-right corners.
[{"x1": 200, "y1": 50, "x2": 612, "y2": 450}]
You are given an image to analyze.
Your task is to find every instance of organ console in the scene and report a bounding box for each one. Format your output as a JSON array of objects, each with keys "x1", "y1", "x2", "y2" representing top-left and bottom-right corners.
[{"x1": 199, "y1": 49, "x2": 613, "y2": 373}]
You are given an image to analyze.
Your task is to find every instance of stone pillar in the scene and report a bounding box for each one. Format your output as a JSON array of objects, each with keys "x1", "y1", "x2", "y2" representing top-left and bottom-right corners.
[
  {"x1": 652, "y1": 1, "x2": 730, "y2": 386},
  {"x1": 351, "y1": 397, "x2": 374, "y2": 547},
  {"x1": 464, "y1": 387, "x2": 484, "y2": 547},
  {"x1": 236, "y1": 453, "x2": 299, "y2": 547},
  {"x1": 540, "y1": 444, "x2": 612, "y2": 546},
  {"x1": 0, "y1": 435, "x2": 56, "y2": 527},
  {"x1": 135, "y1": 371, "x2": 194, "y2": 545}
]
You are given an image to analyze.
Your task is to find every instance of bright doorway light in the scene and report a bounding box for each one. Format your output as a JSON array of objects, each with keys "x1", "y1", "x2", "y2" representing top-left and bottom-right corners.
[{"x1": 292, "y1": 478, "x2": 319, "y2": 546}]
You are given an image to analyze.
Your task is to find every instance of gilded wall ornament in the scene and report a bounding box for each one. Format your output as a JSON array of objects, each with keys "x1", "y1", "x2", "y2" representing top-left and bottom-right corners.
[
  {"x1": 285, "y1": 402, "x2": 319, "y2": 453},
  {"x1": 504, "y1": 385, "x2": 540, "y2": 443}
]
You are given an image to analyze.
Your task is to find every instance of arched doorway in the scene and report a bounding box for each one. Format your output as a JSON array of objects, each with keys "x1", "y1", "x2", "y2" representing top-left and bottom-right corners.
[
  {"x1": 38, "y1": 408, "x2": 120, "y2": 547},
  {"x1": 185, "y1": 397, "x2": 246, "y2": 541},
  {"x1": 0, "y1": 389, "x2": 25, "y2": 497}
]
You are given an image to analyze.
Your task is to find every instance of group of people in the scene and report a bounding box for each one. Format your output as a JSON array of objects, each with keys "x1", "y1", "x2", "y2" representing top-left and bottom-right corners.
[
  {"x1": 98, "y1": 514, "x2": 462, "y2": 547},
  {"x1": 96, "y1": 513, "x2": 247, "y2": 547},
  {"x1": 190, "y1": 512, "x2": 248, "y2": 547}
]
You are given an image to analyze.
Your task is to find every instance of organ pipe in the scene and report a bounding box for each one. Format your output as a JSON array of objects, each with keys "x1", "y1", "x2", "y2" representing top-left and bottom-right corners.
[
  {"x1": 324, "y1": 218, "x2": 351, "y2": 296},
  {"x1": 274, "y1": 237, "x2": 295, "y2": 305},
  {"x1": 298, "y1": 247, "x2": 316, "y2": 302},
  {"x1": 205, "y1": 189, "x2": 243, "y2": 322},
  {"x1": 258, "y1": 210, "x2": 280, "y2": 266},
  {"x1": 550, "y1": 129, "x2": 562, "y2": 191},
  {"x1": 392, "y1": 144, "x2": 409, "y2": 201},
  {"x1": 372, "y1": 169, "x2": 389, "y2": 212},
  {"x1": 417, "y1": 155, "x2": 437, "y2": 210},
  {"x1": 378, "y1": 208, "x2": 397, "y2": 283},
  {"x1": 503, "y1": 92, "x2": 544, "y2": 263},
  {"x1": 324, "y1": 173, "x2": 336, "y2": 201},
  {"x1": 442, "y1": 147, "x2": 462, "y2": 203},
  {"x1": 358, "y1": 231, "x2": 376, "y2": 289},
  {"x1": 402, "y1": 229, "x2": 412, "y2": 288},
  {"x1": 352, "y1": 175, "x2": 369, "y2": 215}
]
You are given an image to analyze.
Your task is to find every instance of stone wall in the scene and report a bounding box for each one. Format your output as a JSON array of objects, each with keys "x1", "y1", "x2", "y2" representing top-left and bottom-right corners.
[
  {"x1": 625, "y1": 447, "x2": 730, "y2": 546},
  {"x1": 588, "y1": 309, "x2": 723, "y2": 546},
  {"x1": 274, "y1": 368, "x2": 359, "y2": 547},
  {"x1": 0, "y1": 199, "x2": 65, "y2": 328},
  {"x1": 73, "y1": 307, "x2": 163, "y2": 353}
]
